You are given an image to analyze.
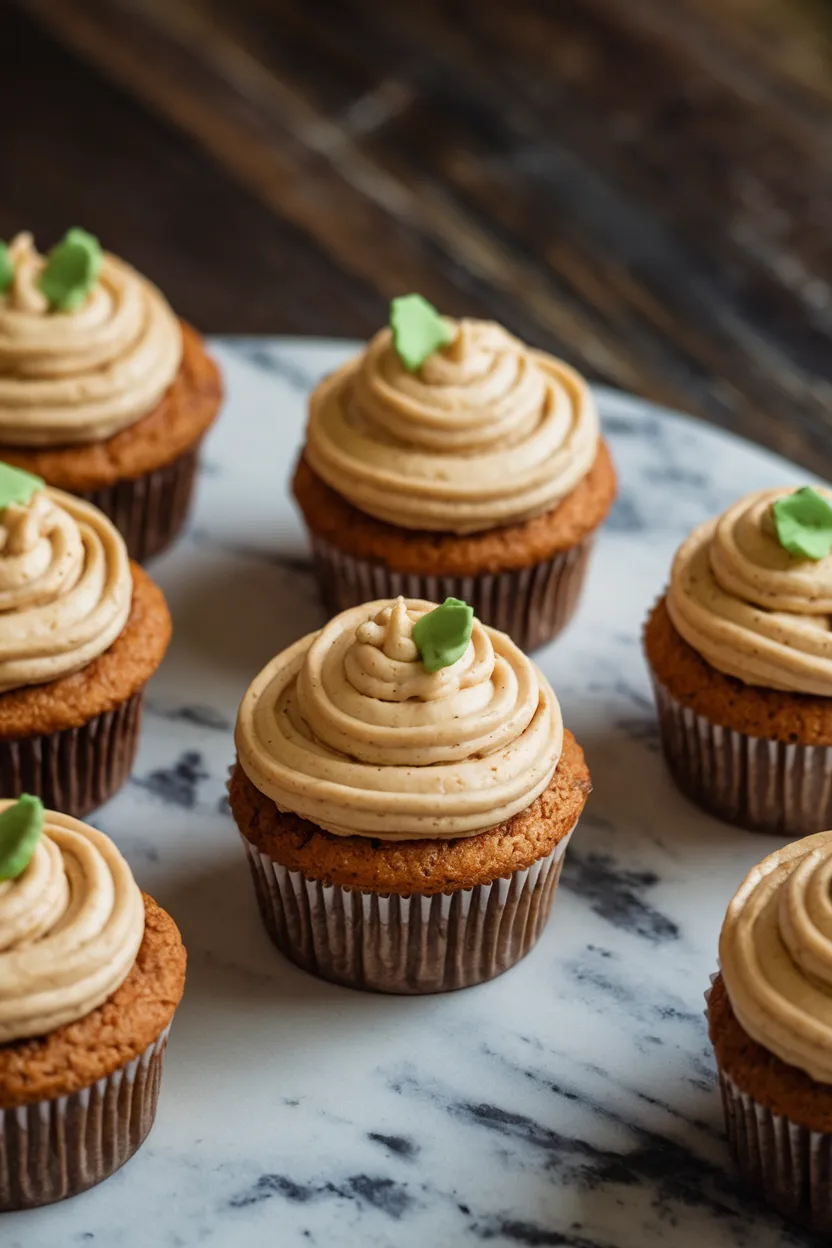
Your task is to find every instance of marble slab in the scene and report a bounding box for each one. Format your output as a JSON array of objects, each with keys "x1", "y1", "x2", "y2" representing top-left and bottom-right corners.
[{"x1": 6, "y1": 339, "x2": 827, "y2": 1248}]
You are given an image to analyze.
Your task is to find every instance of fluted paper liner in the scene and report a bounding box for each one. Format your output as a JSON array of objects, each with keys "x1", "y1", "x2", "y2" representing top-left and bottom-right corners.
[
  {"x1": 0, "y1": 1026, "x2": 170, "y2": 1211},
  {"x1": 310, "y1": 535, "x2": 592, "y2": 652},
  {"x1": 717, "y1": 1068, "x2": 832, "y2": 1232},
  {"x1": 0, "y1": 691, "x2": 143, "y2": 820},
  {"x1": 82, "y1": 442, "x2": 201, "y2": 564},
  {"x1": 241, "y1": 827, "x2": 574, "y2": 994},
  {"x1": 706, "y1": 975, "x2": 832, "y2": 1231},
  {"x1": 651, "y1": 674, "x2": 832, "y2": 837}
]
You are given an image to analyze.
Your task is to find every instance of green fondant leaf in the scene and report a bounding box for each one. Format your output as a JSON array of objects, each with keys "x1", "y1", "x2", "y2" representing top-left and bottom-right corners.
[
  {"x1": 0, "y1": 242, "x2": 13, "y2": 295},
  {"x1": 0, "y1": 462, "x2": 44, "y2": 511},
  {"x1": 390, "y1": 293, "x2": 454, "y2": 372},
  {"x1": 412, "y1": 597, "x2": 474, "y2": 672},
  {"x1": 0, "y1": 795, "x2": 45, "y2": 881},
  {"x1": 38, "y1": 228, "x2": 102, "y2": 312},
  {"x1": 772, "y1": 487, "x2": 832, "y2": 561}
]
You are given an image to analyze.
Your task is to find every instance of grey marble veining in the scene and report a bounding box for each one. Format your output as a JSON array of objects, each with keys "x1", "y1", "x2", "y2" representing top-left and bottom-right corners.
[{"x1": 6, "y1": 339, "x2": 827, "y2": 1248}]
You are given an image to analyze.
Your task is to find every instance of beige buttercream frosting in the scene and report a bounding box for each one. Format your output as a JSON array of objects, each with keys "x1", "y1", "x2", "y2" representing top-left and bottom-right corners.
[
  {"x1": 0, "y1": 487, "x2": 131, "y2": 693},
  {"x1": 235, "y1": 597, "x2": 563, "y2": 839},
  {"x1": 0, "y1": 806, "x2": 144, "y2": 1043},
  {"x1": 304, "y1": 320, "x2": 599, "y2": 534},
  {"x1": 667, "y1": 488, "x2": 832, "y2": 695},
  {"x1": 0, "y1": 233, "x2": 182, "y2": 445},
  {"x1": 720, "y1": 830, "x2": 832, "y2": 1084}
]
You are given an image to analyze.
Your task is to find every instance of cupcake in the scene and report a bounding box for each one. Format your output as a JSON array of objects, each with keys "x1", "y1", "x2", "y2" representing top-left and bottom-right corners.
[
  {"x1": 293, "y1": 294, "x2": 617, "y2": 651},
  {"x1": 708, "y1": 830, "x2": 832, "y2": 1231},
  {"x1": 0, "y1": 230, "x2": 222, "y2": 561},
  {"x1": 0, "y1": 461, "x2": 171, "y2": 816},
  {"x1": 0, "y1": 795, "x2": 186, "y2": 1210},
  {"x1": 645, "y1": 486, "x2": 832, "y2": 836},
  {"x1": 230, "y1": 595, "x2": 591, "y2": 993}
]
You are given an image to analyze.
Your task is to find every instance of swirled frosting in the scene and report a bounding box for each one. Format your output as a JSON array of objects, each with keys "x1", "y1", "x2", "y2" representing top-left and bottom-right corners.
[
  {"x1": 235, "y1": 597, "x2": 563, "y2": 839},
  {"x1": 667, "y1": 488, "x2": 832, "y2": 695},
  {"x1": 0, "y1": 806, "x2": 144, "y2": 1043},
  {"x1": 720, "y1": 830, "x2": 832, "y2": 1083},
  {"x1": 0, "y1": 486, "x2": 131, "y2": 692},
  {"x1": 0, "y1": 233, "x2": 182, "y2": 445},
  {"x1": 304, "y1": 320, "x2": 599, "y2": 534}
]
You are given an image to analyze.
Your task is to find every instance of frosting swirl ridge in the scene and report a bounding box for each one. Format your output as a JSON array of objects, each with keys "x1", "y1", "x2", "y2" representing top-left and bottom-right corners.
[
  {"x1": 0, "y1": 233, "x2": 182, "y2": 445},
  {"x1": 0, "y1": 806, "x2": 145, "y2": 1043},
  {"x1": 721, "y1": 831, "x2": 832, "y2": 1083},
  {"x1": 667, "y1": 488, "x2": 832, "y2": 694},
  {"x1": 235, "y1": 597, "x2": 563, "y2": 839},
  {"x1": 305, "y1": 320, "x2": 599, "y2": 534},
  {"x1": 0, "y1": 487, "x2": 131, "y2": 692}
]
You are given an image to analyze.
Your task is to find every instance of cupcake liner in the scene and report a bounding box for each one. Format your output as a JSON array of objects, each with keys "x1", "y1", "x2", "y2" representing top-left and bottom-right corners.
[
  {"x1": 717, "y1": 1070, "x2": 832, "y2": 1232},
  {"x1": 310, "y1": 535, "x2": 593, "y2": 652},
  {"x1": 0, "y1": 691, "x2": 143, "y2": 819},
  {"x1": 240, "y1": 826, "x2": 574, "y2": 994},
  {"x1": 650, "y1": 674, "x2": 832, "y2": 836},
  {"x1": 0, "y1": 1025, "x2": 170, "y2": 1212},
  {"x1": 706, "y1": 973, "x2": 832, "y2": 1231},
  {"x1": 81, "y1": 442, "x2": 201, "y2": 564}
]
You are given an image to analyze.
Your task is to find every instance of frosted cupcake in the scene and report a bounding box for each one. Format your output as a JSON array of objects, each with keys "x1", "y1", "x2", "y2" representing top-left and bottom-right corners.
[
  {"x1": 0, "y1": 796, "x2": 186, "y2": 1209},
  {"x1": 0, "y1": 230, "x2": 222, "y2": 561},
  {"x1": 708, "y1": 831, "x2": 832, "y2": 1231},
  {"x1": 293, "y1": 295, "x2": 617, "y2": 651},
  {"x1": 230, "y1": 595, "x2": 591, "y2": 993},
  {"x1": 0, "y1": 461, "x2": 170, "y2": 815},
  {"x1": 644, "y1": 486, "x2": 832, "y2": 836}
]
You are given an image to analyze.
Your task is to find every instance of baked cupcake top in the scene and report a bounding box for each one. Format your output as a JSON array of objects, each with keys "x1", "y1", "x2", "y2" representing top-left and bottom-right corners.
[
  {"x1": 304, "y1": 294, "x2": 598, "y2": 535},
  {"x1": 0, "y1": 231, "x2": 182, "y2": 446},
  {"x1": 720, "y1": 830, "x2": 832, "y2": 1084},
  {"x1": 0, "y1": 796, "x2": 145, "y2": 1043},
  {"x1": 235, "y1": 596, "x2": 563, "y2": 839},
  {"x1": 0, "y1": 463, "x2": 131, "y2": 692},
  {"x1": 667, "y1": 486, "x2": 832, "y2": 695}
]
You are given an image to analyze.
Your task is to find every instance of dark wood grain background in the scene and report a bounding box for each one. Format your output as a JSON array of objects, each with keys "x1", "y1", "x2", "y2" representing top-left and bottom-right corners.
[{"x1": 5, "y1": 0, "x2": 832, "y2": 473}]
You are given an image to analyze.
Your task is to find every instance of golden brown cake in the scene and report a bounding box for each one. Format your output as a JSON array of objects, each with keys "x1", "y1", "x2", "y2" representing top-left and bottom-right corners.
[
  {"x1": 0, "y1": 564, "x2": 170, "y2": 740},
  {"x1": 0, "y1": 895, "x2": 185, "y2": 1110},
  {"x1": 644, "y1": 596, "x2": 832, "y2": 746},
  {"x1": 294, "y1": 439, "x2": 617, "y2": 578},
  {"x1": 230, "y1": 731, "x2": 590, "y2": 895},
  {"x1": 708, "y1": 973, "x2": 832, "y2": 1133}
]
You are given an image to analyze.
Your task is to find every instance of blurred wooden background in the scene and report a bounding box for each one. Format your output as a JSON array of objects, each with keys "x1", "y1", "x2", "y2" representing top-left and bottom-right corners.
[{"x1": 5, "y1": 0, "x2": 832, "y2": 472}]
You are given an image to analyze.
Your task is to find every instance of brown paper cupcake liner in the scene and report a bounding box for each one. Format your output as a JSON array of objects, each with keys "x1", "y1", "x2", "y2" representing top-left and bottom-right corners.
[
  {"x1": 240, "y1": 827, "x2": 574, "y2": 994},
  {"x1": 82, "y1": 442, "x2": 201, "y2": 564},
  {"x1": 705, "y1": 975, "x2": 832, "y2": 1232},
  {"x1": 310, "y1": 535, "x2": 593, "y2": 652},
  {"x1": 650, "y1": 675, "x2": 832, "y2": 836},
  {"x1": 717, "y1": 1070, "x2": 832, "y2": 1232},
  {"x1": 0, "y1": 691, "x2": 143, "y2": 819},
  {"x1": 0, "y1": 1025, "x2": 170, "y2": 1212}
]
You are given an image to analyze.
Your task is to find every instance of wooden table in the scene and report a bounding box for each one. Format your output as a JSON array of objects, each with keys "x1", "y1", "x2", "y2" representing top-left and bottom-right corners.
[{"x1": 5, "y1": 0, "x2": 832, "y2": 474}]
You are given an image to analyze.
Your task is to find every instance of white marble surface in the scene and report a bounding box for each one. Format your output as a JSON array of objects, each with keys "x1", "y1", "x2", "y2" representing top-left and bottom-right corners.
[{"x1": 6, "y1": 339, "x2": 827, "y2": 1248}]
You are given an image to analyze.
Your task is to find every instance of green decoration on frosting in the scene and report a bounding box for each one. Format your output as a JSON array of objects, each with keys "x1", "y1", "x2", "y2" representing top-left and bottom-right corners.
[
  {"x1": 0, "y1": 794, "x2": 45, "y2": 881},
  {"x1": 38, "y1": 228, "x2": 102, "y2": 311},
  {"x1": 772, "y1": 487, "x2": 832, "y2": 561},
  {"x1": 412, "y1": 597, "x2": 474, "y2": 672},
  {"x1": 0, "y1": 242, "x2": 13, "y2": 294},
  {"x1": 390, "y1": 293, "x2": 455, "y2": 372},
  {"x1": 0, "y1": 461, "x2": 44, "y2": 510}
]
